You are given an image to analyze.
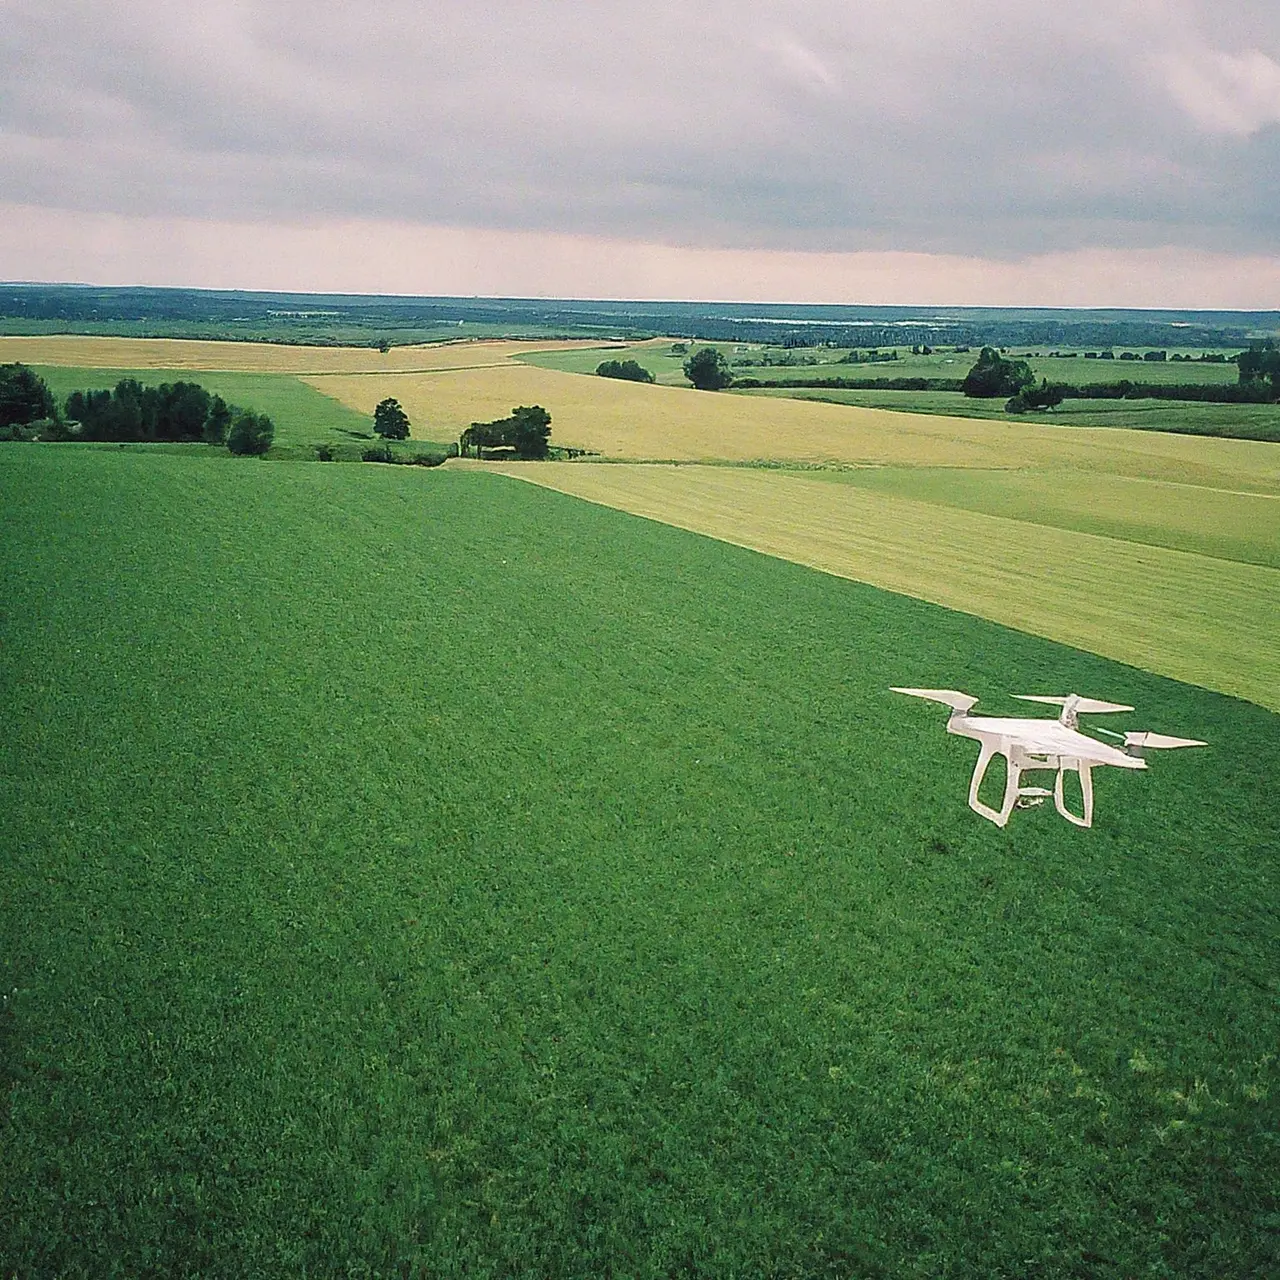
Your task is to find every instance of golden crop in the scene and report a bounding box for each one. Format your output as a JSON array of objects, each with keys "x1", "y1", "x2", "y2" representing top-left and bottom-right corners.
[{"x1": 309, "y1": 358, "x2": 1280, "y2": 493}]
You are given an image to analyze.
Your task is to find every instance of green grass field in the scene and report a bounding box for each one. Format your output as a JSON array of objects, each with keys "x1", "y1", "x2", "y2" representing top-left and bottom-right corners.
[{"x1": 3, "y1": 445, "x2": 1278, "y2": 1277}]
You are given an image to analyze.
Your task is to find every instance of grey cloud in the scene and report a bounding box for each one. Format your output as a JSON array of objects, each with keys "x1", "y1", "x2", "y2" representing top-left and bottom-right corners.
[{"x1": 2, "y1": 0, "x2": 1278, "y2": 256}]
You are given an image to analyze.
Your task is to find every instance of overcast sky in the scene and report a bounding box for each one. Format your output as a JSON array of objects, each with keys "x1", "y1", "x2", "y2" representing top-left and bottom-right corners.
[{"x1": 3, "y1": 0, "x2": 1279, "y2": 305}]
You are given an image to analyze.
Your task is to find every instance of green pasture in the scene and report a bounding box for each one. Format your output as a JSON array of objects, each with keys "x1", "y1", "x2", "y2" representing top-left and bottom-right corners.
[
  {"x1": 813, "y1": 465, "x2": 1280, "y2": 569},
  {"x1": 517, "y1": 344, "x2": 690, "y2": 385},
  {"x1": 740, "y1": 386, "x2": 1280, "y2": 442},
  {"x1": 32, "y1": 365, "x2": 455, "y2": 459},
  {"x1": 2, "y1": 446, "x2": 1278, "y2": 1277},
  {"x1": 729, "y1": 353, "x2": 1239, "y2": 388}
]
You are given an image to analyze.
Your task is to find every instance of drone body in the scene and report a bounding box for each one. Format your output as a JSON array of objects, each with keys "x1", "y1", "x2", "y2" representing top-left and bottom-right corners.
[{"x1": 892, "y1": 689, "x2": 1205, "y2": 828}]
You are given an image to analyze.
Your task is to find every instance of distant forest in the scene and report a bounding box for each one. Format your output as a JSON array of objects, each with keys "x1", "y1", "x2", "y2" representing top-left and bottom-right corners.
[{"x1": 1, "y1": 284, "x2": 1277, "y2": 351}]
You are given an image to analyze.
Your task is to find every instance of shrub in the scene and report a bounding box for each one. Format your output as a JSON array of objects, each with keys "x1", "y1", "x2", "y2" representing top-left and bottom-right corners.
[
  {"x1": 0, "y1": 363, "x2": 56, "y2": 428},
  {"x1": 596, "y1": 359, "x2": 655, "y2": 383},
  {"x1": 1006, "y1": 380, "x2": 1065, "y2": 412},
  {"x1": 961, "y1": 347, "x2": 1034, "y2": 398},
  {"x1": 315, "y1": 444, "x2": 334, "y2": 461},
  {"x1": 361, "y1": 444, "x2": 395, "y2": 463},
  {"x1": 226, "y1": 412, "x2": 274, "y2": 456}
]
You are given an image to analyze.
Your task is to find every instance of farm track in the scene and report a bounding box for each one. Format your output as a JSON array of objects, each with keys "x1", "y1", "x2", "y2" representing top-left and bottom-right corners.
[{"x1": 480, "y1": 461, "x2": 1280, "y2": 711}]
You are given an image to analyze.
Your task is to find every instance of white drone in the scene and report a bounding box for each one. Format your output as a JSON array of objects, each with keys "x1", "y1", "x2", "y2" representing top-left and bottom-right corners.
[{"x1": 892, "y1": 688, "x2": 1206, "y2": 828}]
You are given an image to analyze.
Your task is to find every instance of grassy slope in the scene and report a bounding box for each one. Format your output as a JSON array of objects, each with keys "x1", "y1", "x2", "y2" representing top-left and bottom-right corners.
[
  {"x1": 2, "y1": 446, "x2": 1278, "y2": 1277},
  {"x1": 484, "y1": 463, "x2": 1280, "y2": 712}
]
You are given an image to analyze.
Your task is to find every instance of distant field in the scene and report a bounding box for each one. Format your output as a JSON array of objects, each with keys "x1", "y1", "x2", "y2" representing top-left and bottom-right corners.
[
  {"x1": 483, "y1": 462, "x2": 1280, "y2": 711},
  {"x1": 0, "y1": 334, "x2": 598, "y2": 375},
  {"x1": 313, "y1": 362, "x2": 1280, "y2": 496},
  {"x1": 519, "y1": 342, "x2": 1273, "y2": 443},
  {"x1": 740, "y1": 385, "x2": 1280, "y2": 441},
  {"x1": 518, "y1": 343, "x2": 1244, "y2": 388},
  {"x1": 0, "y1": 317, "x2": 573, "y2": 346},
  {"x1": 3, "y1": 446, "x2": 1277, "y2": 1277},
  {"x1": 517, "y1": 341, "x2": 691, "y2": 385}
]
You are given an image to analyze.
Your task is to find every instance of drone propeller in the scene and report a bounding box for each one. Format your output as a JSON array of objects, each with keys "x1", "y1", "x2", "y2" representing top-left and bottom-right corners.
[
  {"x1": 1123, "y1": 731, "x2": 1208, "y2": 750},
  {"x1": 1014, "y1": 695, "x2": 1134, "y2": 715},
  {"x1": 891, "y1": 688, "x2": 978, "y2": 712}
]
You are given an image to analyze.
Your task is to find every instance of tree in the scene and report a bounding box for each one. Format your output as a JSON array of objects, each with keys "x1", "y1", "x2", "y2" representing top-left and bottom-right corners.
[
  {"x1": 154, "y1": 381, "x2": 211, "y2": 440},
  {"x1": 226, "y1": 411, "x2": 274, "y2": 456},
  {"x1": 459, "y1": 404, "x2": 552, "y2": 460},
  {"x1": 961, "y1": 346, "x2": 1034, "y2": 398},
  {"x1": 683, "y1": 347, "x2": 732, "y2": 390},
  {"x1": 374, "y1": 397, "x2": 411, "y2": 440},
  {"x1": 1006, "y1": 379, "x2": 1065, "y2": 413},
  {"x1": 105, "y1": 378, "x2": 145, "y2": 440},
  {"x1": 596, "y1": 358, "x2": 655, "y2": 383},
  {"x1": 508, "y1": 404, "x2": 552, "y2": 458},
  {"x1": 1237, "y1": 341, "x2": 1280, "y2": 400},
  {"x1": 0, "y1": 364, "x2": 55, "y2": 428},
  {"x1": 204, "y1": 395, "x2": 232, "y2": 444}
]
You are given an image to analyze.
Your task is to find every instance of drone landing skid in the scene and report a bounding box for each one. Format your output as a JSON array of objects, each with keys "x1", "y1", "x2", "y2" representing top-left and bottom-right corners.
[{"x1": 968, "y1": 742, "x2": 1094, "y2": 829}]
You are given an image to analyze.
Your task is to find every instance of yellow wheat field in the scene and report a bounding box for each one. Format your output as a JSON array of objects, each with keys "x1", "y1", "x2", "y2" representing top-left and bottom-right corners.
[
  {"x1": 312, "y1": 363, "x2": 1280, "y2": 493},
  {"x1": 476, "y1": 462, "x2": 1280, "y2": 710},
  {"x1": 0, "y1": 334, "x2": 601, "y2": 375}
]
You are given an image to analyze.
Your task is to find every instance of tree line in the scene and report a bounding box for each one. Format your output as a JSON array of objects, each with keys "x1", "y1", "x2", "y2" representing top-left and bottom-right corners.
[
  {"x1": 459, "y1": 405, "x2": 553, "y2": 459},
  {"x1": 596, "y1": 359, "x2": 655, "y2": 383},
  {"x1": 734, "y1": 342, "x2": 1280, "y2": 410},
  {"x1": 0, "y1": 365, "x2": 274, "y2": 453}
]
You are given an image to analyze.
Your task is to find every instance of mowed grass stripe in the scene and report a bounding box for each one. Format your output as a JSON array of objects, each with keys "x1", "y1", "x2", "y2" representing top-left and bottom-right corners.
[
  {"x1": 313, "y1": 363, "x2": 1280, "y2": 493},
  {"x1": 484, "y1": 462, "x2": 1280, "y2": 710},
  {"x1": 817, "y1": 465, "x2": 1280, "y2": 569},
  {"x1": 0, "y1": 334, "x2": 597, "y2": 375}
]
